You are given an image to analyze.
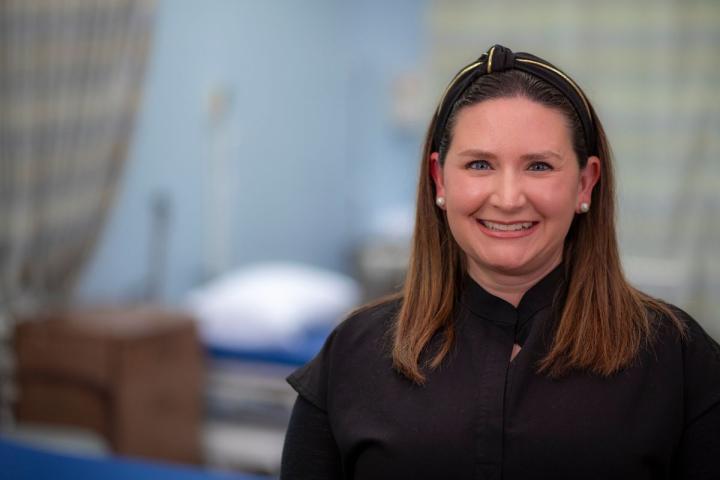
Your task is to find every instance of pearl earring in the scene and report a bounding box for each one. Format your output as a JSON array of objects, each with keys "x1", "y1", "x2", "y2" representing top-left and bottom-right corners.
[
  {"x1": 579, "y1": 202, "x2": 590, "y2": 213},
  {"x1": 436, "y1": 197, "x2": 446, "y2": 208}
]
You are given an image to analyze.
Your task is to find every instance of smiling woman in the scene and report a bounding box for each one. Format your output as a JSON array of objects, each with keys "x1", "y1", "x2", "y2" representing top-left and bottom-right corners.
[
  {"x1": 431, "y1": 97, "x2": 600, "y2": 301},
  {"x1": 280, "y1": 45, "x2": 720, "y2": 480}
]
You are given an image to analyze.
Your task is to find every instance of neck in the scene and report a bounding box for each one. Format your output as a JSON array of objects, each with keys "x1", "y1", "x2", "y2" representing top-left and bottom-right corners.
[{"x1": 466, "y1": 257, "x2": 562, "y2": 307}]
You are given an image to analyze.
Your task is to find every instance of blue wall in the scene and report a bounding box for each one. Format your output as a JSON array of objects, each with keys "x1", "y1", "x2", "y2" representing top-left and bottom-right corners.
[{"x1": 77, "y1": 0, "x2": 427, "y2": 303}]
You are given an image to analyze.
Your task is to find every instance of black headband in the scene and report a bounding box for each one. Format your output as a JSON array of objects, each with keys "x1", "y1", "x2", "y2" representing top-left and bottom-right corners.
[{"x1": 432, "y1": 44, "x2": 598, "y2": 156}]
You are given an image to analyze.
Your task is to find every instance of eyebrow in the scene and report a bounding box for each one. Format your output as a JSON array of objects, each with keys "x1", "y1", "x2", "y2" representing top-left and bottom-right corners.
[{"x1": 456, "y1": 148, "x2": 563, "y2": 161}]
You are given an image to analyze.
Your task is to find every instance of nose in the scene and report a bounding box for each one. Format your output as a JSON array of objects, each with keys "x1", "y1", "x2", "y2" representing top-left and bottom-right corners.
[{"x1": 489, "y1": 170, "x2": 526, "y2": 211}]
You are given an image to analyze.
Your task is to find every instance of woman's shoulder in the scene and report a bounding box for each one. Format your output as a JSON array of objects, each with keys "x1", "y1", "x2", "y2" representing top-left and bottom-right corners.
[
  {"x1": 668, "y1": 304, "x2": 720, "y2": 379},
  {"x1": 649, "y1": 303, "x2": 720, "y2": 422},
  {"x1": 650, "y1": 302, "x2": 720, "y2": 355},
  {"x1": 286, "y1": 296, "x2": 402, "y2": 410},
  {"x1": 332, "y1": 295, "x2": 402, "y2": 347},
  {"x1": 647, "y1": 302, "x2": 719, "y2": 366}
]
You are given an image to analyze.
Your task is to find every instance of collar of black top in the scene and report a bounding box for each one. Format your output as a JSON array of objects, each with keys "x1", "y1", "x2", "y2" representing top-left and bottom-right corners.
[
  {"x1": 431, "y1": 44, "x2": 598, "y2": 157},
  {"x1": 460, "y1": 263, "x2": 566, "y2": 333}
]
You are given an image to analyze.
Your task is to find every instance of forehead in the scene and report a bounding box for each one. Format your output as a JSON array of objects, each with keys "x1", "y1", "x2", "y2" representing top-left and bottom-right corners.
[{"x1": 449, "y1": 96, "x2": 574, "y2": 156}]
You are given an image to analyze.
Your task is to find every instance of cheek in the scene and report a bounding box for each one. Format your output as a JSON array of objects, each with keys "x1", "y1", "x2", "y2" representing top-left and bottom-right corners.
[
  {"x1": 444, "y1": 177, "x2": 489, "y2": 212},
  {"x1": 531, "y1": 179, "x2": 580, "y2": 216}
]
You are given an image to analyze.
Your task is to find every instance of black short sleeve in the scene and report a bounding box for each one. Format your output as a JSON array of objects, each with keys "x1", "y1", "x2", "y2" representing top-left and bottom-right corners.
[
  {"x1": 285, "y1": 300, "x2": 399, "y2": 413},
  {"x1": 286, "y1": 328, "x2": 339, "y2": 411}
]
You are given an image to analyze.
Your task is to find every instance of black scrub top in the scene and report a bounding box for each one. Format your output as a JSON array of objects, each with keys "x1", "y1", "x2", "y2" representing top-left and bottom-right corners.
[{"x1": 282, "y1": 267, "x2": 720, "y2": 479}]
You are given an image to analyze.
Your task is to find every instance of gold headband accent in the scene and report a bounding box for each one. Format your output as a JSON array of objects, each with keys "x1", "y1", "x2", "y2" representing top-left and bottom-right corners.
[
  {"x1": 516, "y1": 58, "x2": 593, "y2": 125},
  {"x1": 487, "y1": 45, "x2": 496, "y2": 73},
  {"x1": 435, "y1": 57, "x2": 485, "y2": 116}
]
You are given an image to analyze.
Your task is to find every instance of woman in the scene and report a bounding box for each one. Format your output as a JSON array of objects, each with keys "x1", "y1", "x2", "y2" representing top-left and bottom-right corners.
[{"x1": 280, "y1": 45, "x2": 720, "y2": 479}]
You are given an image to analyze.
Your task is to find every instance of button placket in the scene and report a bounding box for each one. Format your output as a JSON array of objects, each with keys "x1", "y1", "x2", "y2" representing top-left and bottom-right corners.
[{"x1": 471, "y1": 310, "x2": 516, "y2": 479}]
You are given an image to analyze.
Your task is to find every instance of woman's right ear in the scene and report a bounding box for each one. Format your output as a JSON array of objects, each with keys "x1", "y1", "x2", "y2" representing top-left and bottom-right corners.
[{"x1": 430, "y1": 152, "x2": 445, "y2": 199}]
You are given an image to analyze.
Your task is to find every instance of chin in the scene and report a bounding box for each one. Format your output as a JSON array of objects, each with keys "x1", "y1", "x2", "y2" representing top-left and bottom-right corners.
[
  {"x1": 478, "y1": 256, "x2": 534, "y2": 275},
  {"x1": 490, "y1": 262, "x2": 533, "y2": 275}
]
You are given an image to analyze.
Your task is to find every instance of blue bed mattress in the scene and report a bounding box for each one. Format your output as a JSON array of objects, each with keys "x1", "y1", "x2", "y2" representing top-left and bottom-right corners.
[
  {"x1": 0, "y1": 436, "x2": 269, "y2": 480},
  {"x1": 204, "y1": 324, "x2": 332, "y2": 367}
]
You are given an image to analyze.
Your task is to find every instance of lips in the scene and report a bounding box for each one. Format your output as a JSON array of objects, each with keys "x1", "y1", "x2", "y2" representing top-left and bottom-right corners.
[{"x1": 479, "y1": 220, "x2": 536, "y2": 232}]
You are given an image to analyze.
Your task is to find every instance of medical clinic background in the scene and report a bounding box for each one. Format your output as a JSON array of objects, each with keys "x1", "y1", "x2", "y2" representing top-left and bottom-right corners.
[{"x1": 1, "y1": 0, "x2": 718, "y2": 478}]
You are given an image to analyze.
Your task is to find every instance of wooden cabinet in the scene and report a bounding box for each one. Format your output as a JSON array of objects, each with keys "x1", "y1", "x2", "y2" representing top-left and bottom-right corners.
[{"x1": 13, "y1": 308, "x2": 204, "y2": 464}]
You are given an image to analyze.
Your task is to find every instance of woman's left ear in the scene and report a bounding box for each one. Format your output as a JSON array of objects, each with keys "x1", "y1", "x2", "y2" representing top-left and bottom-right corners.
[{"x1": 577, "y1": 156, "x2": 601, "y2": 212}]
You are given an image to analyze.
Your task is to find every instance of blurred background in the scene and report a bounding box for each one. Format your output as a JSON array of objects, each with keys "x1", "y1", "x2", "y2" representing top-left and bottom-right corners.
[{"x1": 1, "y1": 0, "x2": 718, "y2": 478}]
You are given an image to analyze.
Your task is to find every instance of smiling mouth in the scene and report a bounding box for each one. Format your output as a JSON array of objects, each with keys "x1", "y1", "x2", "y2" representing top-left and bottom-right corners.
[{"x1": 479, "y1": 220, "x2": 537, "y2": 232}]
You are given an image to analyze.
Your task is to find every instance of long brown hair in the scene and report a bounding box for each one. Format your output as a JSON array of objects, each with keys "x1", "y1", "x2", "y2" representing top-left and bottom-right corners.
[{"x1": 393, "y1": 69, "x2": 685, "y2": 384}]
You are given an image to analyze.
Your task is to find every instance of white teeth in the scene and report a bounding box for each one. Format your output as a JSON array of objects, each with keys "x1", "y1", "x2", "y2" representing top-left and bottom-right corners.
[{"x1": 481, "y1": 220, "x2": 534, "y2": 231}]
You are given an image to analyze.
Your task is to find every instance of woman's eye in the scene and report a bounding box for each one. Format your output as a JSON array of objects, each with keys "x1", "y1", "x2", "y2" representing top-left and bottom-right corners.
[
  {"x1": 528, "y1": 162, "x2": 552, "y2": 172},
  {"x1": 467, "y1": 160, "x2": 491, "y2": 170}
]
